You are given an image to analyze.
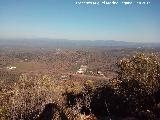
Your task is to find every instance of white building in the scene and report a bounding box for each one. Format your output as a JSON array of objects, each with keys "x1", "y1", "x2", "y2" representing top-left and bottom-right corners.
[
  {"x1": 77, "y1": 65, "x2": 87, "y2": 74},
  {"x1": 98, "y1": 71, "x2": 105, "y2": 77},
  {"x1": 7, "y1": 66, "x2": 16, "y2": 70}
]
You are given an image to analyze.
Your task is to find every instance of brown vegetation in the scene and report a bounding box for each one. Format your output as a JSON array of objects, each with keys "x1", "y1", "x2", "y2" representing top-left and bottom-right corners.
[{"x1": 0, "y1": 47, "x2": 160, "y2": 120}]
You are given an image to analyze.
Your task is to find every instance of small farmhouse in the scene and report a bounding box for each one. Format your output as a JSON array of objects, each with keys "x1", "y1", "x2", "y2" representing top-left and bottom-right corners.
[
  {"x1": 77, "y1": 65, "x2": 87, "y2": 74},
  {"x1": 7, "y1": 66, "x2": 16, "y2": 70}
]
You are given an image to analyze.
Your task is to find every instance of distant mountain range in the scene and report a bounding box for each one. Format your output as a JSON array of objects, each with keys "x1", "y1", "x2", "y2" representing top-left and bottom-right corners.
[{"x1": 0, "y1": 38, "x2": 159, "y2": 48}]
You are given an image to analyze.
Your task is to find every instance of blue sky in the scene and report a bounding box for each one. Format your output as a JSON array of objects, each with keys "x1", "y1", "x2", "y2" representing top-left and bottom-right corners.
[{"x1": 0, "y1": 0, "x2": 159, "y2": 43}]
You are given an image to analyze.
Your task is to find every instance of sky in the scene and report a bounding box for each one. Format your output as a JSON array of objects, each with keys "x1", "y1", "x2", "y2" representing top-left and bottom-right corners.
[{"x1": 0, "y1": 0, "x2": 159, "y2": 43}]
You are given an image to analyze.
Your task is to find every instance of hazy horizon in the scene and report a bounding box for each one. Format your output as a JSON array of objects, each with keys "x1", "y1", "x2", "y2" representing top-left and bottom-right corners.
[{"x1": 1, "y1": 37, "x2": 160, "y2": 45}]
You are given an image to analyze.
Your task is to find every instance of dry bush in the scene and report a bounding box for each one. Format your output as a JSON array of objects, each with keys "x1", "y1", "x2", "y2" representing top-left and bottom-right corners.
[
  {"x1": 64, "y1": 80, "x2": 96, "y2": 119},
  {"x1": 9, "y1": 74, "x2": 64, "y2": 120},
  {"x1": 0, "y1": 91, "x2": 12, "y2": 120},
  {"x1": 115, "y1": 53, "x2": 160, "y2": 119},
  {"x1": 0, "y1": 78, "x2": 14, "y2": 120},
  {"x1": 117, "y1": 53, "x2": 160, "y2": 94}
]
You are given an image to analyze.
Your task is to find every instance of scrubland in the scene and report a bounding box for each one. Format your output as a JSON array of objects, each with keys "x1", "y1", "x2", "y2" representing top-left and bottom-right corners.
[{"x1": 0, "y1": 47, "x2": 160, "y2": 120}]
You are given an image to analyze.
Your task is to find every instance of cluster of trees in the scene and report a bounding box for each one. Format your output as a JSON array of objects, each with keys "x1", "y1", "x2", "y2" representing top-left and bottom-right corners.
[
  {"x1": 0, "y1": 53, "x2": 160, "y2": 120},
  {"x1": 65, "y1": 53, "x2": 160, "y2": 119}
]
